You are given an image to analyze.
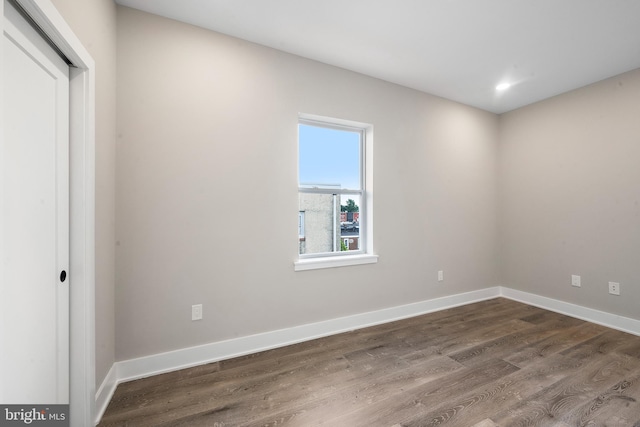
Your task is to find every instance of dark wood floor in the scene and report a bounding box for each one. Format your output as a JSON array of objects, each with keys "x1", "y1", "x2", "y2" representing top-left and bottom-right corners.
[{"x1": 99, "y1": 298, "x2": 640, "y2": 426}]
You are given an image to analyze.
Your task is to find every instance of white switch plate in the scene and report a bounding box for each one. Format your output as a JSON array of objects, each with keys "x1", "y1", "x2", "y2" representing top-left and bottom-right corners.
[
  {"x1": 608, "y1": 282, "x2": 620, "y2": 296},
  {"x1": 438, "y1": 270, "x2": 444, "y2": 282},
  {"x1": 571, "y1": 275, "x2": 581, "y2": 287},
  {"x1": 192, "y1": 304, "x2": 203, "y2": 320}
]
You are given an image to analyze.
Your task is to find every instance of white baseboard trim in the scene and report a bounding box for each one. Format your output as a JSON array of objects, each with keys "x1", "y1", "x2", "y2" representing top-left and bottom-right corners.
[
  {"x1": 117, "y1": 287, "x2": 500, "y2": 383},
  {"x1": 94, "y1": 286, "x2": 501, "y2": 423},
  {"x1": 499, "y1": 287, "x2": 640, "y2": 337},
  {"x1": 94, "y1": 364, "x2": 117, "y2": 425},
  {"x1": 95, "y1": 285, "x2": 640, "y2": 424}
]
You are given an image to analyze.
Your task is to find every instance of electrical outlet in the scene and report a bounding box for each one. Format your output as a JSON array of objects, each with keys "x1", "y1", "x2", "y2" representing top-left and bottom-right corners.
[
  {"x1": 192, "y1": 304, "x2": 203, "y2": 320},
  {"x1": 608, "y1": 282, "x2": 620, "y2": 296},
  {"x1": 571, "y1": 275, "x2": 581, "y2": 287},
  {"x1": 438, "y1": 270, "x2": 444, "y2": 282}
]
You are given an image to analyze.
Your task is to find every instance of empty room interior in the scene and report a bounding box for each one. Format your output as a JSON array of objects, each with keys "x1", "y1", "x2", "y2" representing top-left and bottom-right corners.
[{"x1": 4, "y1": 0, "x2": 640, "y2": 425}]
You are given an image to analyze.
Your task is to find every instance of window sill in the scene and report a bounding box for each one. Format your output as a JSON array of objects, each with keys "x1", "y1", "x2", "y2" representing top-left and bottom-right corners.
[{"x1": 294, "y1": 254, "x2": 379, "y2": 271}]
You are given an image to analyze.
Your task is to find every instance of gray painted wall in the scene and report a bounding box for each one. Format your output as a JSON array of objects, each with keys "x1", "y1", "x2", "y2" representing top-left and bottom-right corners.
[
  {"x1": 115, "y1": 6, "x2": 499, "y2": 361},
  {"x1": 499, "y1": 68, "x2": 640, "y2": 320},
  {"x1": 50, "y1": 0, "x2": 117, "y2": 388},
  {"x1": 46, "y1": 1, "x2": 639, "y2": 377}
]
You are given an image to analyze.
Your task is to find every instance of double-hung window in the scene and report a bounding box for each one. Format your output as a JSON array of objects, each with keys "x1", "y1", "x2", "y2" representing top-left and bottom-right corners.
[{"x1": 295, "y1": 114, "x2": 377, "y2": 271}]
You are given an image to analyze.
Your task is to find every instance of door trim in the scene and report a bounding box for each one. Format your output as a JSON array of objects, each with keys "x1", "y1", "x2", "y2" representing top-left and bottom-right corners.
[{"x1": 1, "y1": 0, "x2": 96, "y2": 424}]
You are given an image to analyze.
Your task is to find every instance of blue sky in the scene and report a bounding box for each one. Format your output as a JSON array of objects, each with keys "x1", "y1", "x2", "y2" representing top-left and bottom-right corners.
[{"x1": 298, "y1": 123, "x2": 360, "y2": 190}]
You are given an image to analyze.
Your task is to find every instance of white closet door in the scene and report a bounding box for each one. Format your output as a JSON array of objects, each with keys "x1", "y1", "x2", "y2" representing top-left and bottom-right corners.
[{"x1": 2, "y1": 0, "x2": 70, "y2": 404}]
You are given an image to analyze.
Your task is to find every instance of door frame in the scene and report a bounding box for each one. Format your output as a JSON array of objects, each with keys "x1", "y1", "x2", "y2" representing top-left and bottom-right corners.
[{"x1": 1, "y1": 0, "x2": 96, "y2": 425}]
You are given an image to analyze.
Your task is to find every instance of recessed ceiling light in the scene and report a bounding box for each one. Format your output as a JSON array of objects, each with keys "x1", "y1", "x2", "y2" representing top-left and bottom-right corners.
[{"x1": 496, "y1": 82, "x2": 511, "y2": 91}]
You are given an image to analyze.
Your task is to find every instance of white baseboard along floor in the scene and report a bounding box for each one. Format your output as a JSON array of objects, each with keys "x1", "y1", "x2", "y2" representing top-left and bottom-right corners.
[{"x1": 94, "y1": 286, "x2": 640, "y2": 424}]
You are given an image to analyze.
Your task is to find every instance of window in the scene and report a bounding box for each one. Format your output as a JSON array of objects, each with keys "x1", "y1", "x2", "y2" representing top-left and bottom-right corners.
[{"x1": 295, "y1": 114, "x2": 377, "y2": 271}]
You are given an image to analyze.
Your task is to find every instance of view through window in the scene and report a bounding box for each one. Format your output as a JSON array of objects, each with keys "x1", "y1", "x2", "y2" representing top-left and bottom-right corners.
[{"x1": 298, "y1": 118, "x2": 365, "y2": 257}]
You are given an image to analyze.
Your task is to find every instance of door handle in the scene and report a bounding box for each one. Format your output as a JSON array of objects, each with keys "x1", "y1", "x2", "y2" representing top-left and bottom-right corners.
[{"x1": 60, "y1": 270, "x2": 67, "y2": 283}]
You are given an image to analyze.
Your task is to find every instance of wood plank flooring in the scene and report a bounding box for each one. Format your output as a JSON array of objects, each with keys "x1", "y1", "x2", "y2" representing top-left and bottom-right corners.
[{"x1": 98, "y1": 298, "x2": 640, "y2": 426}]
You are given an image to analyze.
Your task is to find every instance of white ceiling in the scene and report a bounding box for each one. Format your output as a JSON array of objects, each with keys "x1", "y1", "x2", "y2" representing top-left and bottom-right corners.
[{"x1": 115, "y1": 0, "x2": 640, "y2": 114}]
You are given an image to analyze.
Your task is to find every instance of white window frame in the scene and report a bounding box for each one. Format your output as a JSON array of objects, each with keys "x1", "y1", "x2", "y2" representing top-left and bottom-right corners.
[{"x1": 294, "y1": 114, "x2": 377, "y2": 271}]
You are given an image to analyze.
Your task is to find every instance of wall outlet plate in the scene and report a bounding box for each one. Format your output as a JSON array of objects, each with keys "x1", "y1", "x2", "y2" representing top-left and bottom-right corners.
[
  {"x1": 571, "y1": 275, "x2": 581, "y2": 287},
  {"x1": 192, "y1": 304, "x2": 203, "y2": 320},
  {"x1": 438, "y1": 270, "x2": 444, "y2": 282},
  {"x1": 608, "y1": 282, "x2": 620, "y2": 296}
]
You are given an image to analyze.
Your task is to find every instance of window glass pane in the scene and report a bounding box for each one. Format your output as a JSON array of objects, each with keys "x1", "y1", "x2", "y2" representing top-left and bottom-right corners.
[
  {"x1": 298, "y1": 193, "x2": 362, "y2": 255},
  {"x1": 298, "y1": 124, "x2": 361, "y2": 190},
  {"x1": 299, "y1": 193, "x2": 340, "y2": 255},
  {"x1": 339, "y1": 194, "x2": 361, "y2": 252}
]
